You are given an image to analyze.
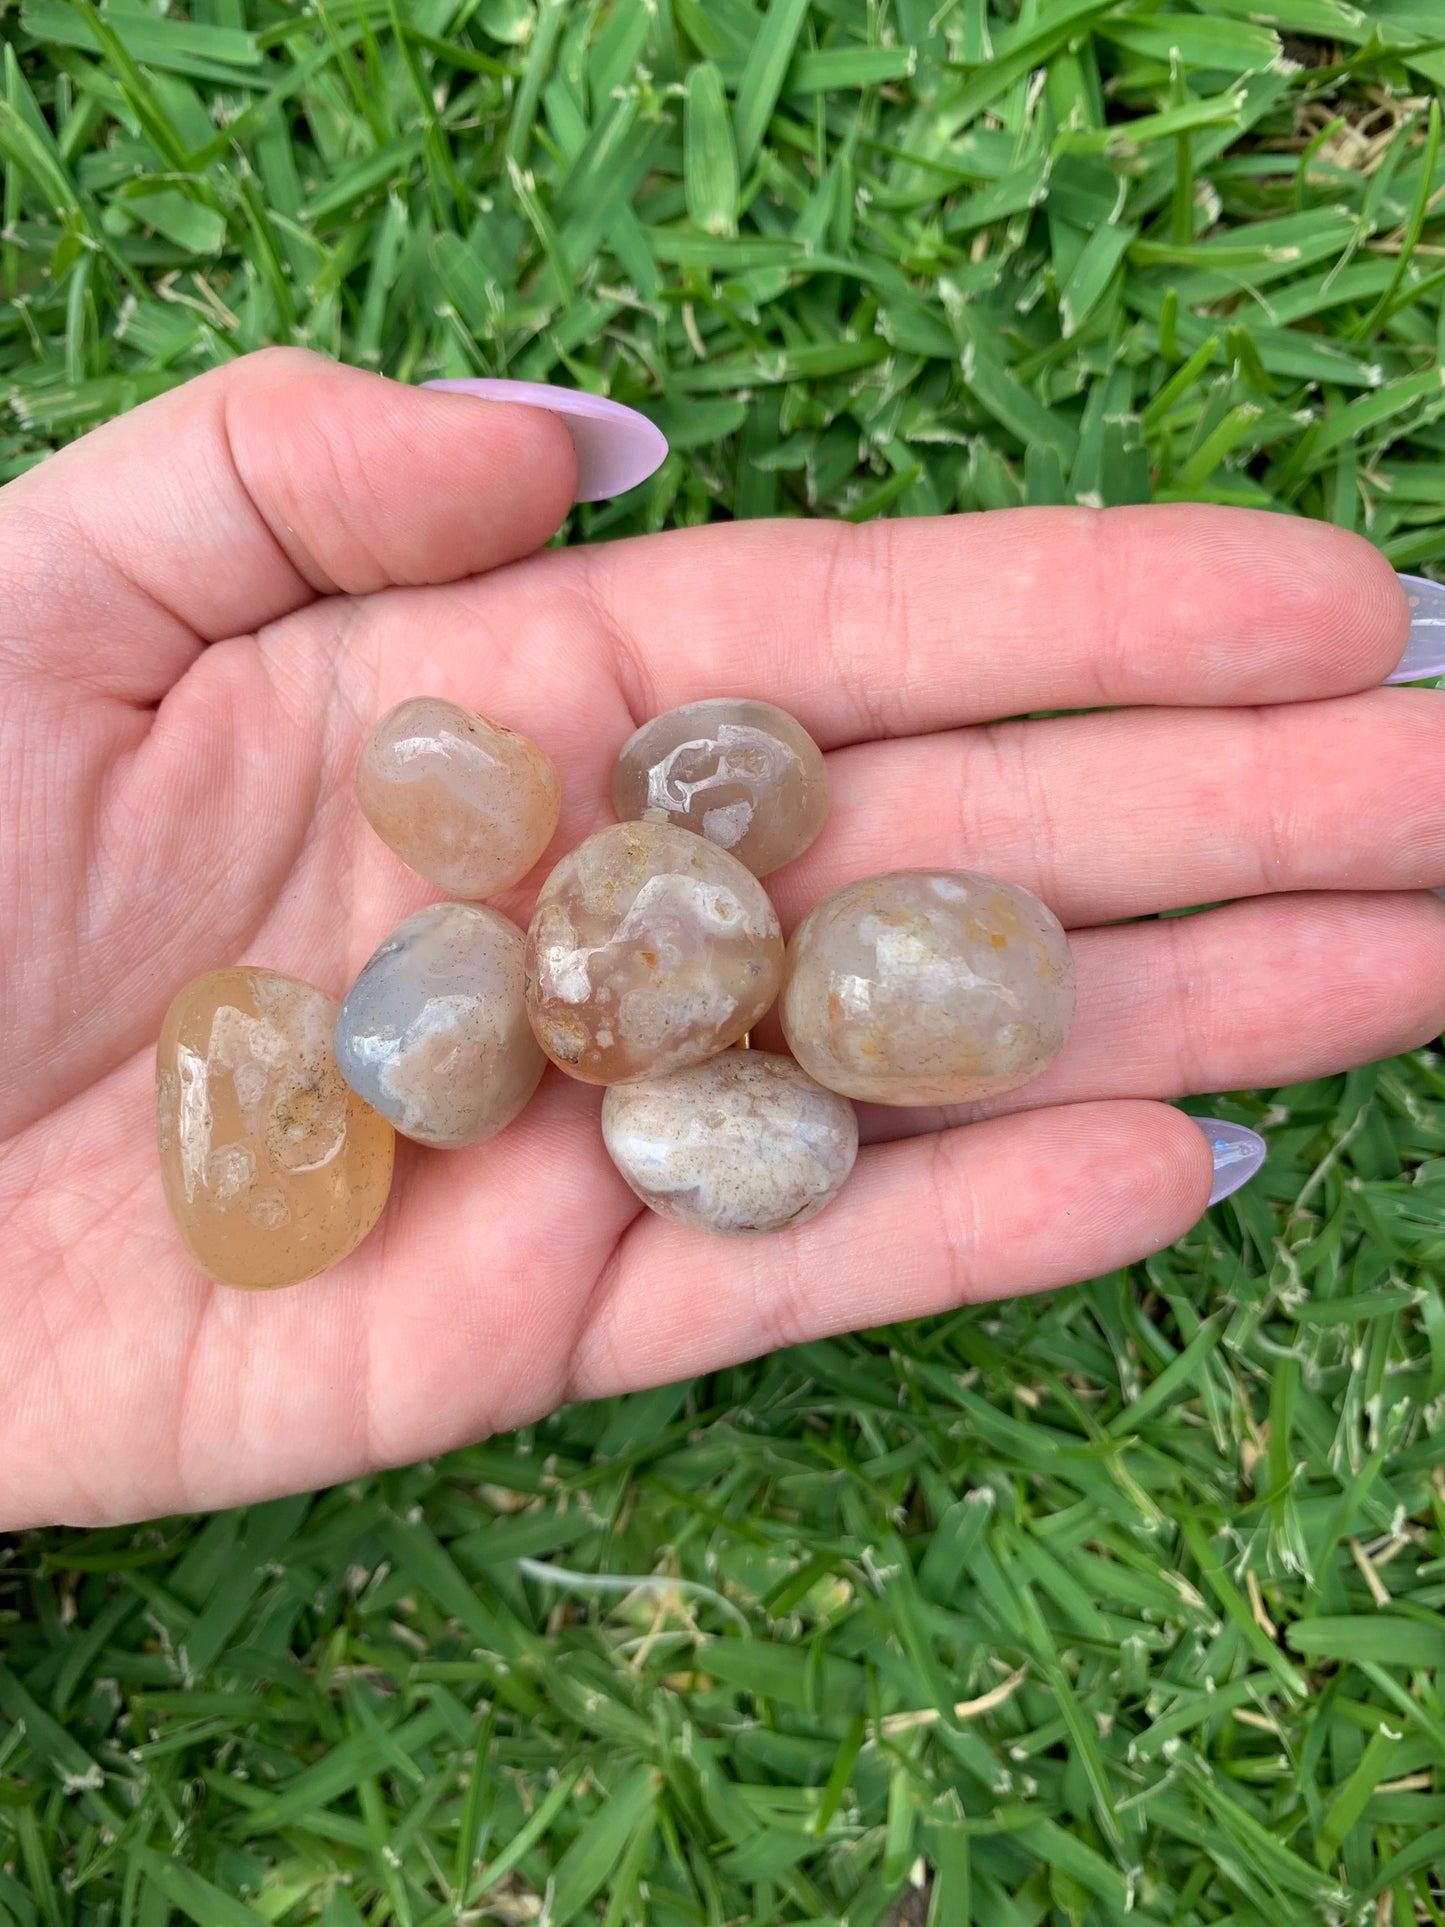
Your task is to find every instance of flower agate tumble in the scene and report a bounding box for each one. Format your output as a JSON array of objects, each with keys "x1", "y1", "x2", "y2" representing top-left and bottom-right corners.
[
  {"x1": 156, "y1": 970, "x2": 395, "y2": 1289},
  {"x1": 356, "y1": 696, "x2": 560, "y2": 898},
  {"x1": 611, "y1": 699, "x2": 829, "y2": 876},
  {"x1": 603, "y1": 1049, "x2": 857, "y2": 1235},
  {"x1": 781, "y1": 870, "x2": 1075, "y2": 1106},
  {"x1": 525, "y1": 821, "x2": 783, "y2": 1083},
  {"x1": 333, "y1": 903, "x2": 544, "y2": 1148}
]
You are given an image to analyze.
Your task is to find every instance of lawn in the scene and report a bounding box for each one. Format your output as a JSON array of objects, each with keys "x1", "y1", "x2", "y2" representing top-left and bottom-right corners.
[{"x1": 5, "y1": 0, "x2": 1445, "y2": 1920}]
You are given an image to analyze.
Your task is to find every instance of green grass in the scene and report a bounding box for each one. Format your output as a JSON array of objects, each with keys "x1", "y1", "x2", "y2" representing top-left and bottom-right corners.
[{"x1": 5, "y1": 0, "x2": 1445, "y2": 1920}]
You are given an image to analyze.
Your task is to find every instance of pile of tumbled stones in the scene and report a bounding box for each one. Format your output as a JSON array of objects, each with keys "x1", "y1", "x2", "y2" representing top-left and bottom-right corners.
[{"x1": 156, "y1": 697, "x2": 1076, "y2": 1290}]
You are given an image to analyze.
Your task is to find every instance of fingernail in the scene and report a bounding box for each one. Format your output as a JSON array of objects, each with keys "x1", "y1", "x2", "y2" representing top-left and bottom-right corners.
[
  {"x1": 1382, "y1": 573, "x2": 1445, "y2": 684},
  {"x1": 421, "y1": 378, "x2": 668, "y2": 502},
  {"x1": 1193, "y1": 1116, "x2": 1267, "y2": 1204}
]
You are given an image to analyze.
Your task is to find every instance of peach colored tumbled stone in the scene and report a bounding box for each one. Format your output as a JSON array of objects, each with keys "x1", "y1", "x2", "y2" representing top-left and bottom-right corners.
[
  {"x1": 603, "y1": 1048, "x2": 858, "y2": 1235},
  {"x1": 780, "y1": 869, "x2": 1075, "y2": 1106},
  {"x1": 157, "y1": 969, "x2": 395, "y2": 1290},
  {"x1": 333, "y1": 902, "x2": 543, "y2": 1149},
  {"x1": 611, "y1": 698, "x2": 829, "y2": 876},
  {"x1": 355, "y1": 696, "x2": 560, "y2": 898},
  {"x1": 525, "y1": 821, "x2": 783, "y2": 1084}
]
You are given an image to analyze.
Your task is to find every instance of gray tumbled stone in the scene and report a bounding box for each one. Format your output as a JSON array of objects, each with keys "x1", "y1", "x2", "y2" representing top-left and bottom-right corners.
[{"x1": 335, "y1": 902, "x2": 543, "y2": 1148}]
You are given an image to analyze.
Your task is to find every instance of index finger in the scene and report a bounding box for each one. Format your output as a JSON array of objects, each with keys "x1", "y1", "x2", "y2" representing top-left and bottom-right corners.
[{"x1": 586, "y1": 504, "x2": 1410, "y2": 746}]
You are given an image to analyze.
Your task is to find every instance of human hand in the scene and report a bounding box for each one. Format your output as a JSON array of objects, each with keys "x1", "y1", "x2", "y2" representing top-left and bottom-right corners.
[{"x1": 3, "y1": 347, "x2": 1442, "y2": 1529}]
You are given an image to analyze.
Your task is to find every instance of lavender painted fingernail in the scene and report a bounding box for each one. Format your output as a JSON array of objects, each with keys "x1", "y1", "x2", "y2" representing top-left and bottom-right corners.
[
  {"x1": 421, "y1": 378, "x2": 668, "y2": 502},
  {"x1": 1382, "y1": 573, "x2": 1445, "y2": 684},
  {"x1": 1194, "y1": 1116, "x2": 1266, "y2": 1204}
]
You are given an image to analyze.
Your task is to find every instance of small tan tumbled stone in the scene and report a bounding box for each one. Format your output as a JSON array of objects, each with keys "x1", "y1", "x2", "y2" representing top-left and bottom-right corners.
[
  {"x1": 603, "y1": 1048, "x2": 858, "y2": 1235},
  {"x1": 525, "y1": 820, "x2": 783, "y2": 1084},
  {"x1": 355, "y1": 696, "x2": 560, "y2": 898},
  {"x1": 611, "y1": 698, "x2": 829, "y2": 876},
  {"x1": 156, "y1": 969, "x2": 395, "y2": 1289},
  {"x1": 780, "y1": 869, "x2": 1075, "y2": 1106}
]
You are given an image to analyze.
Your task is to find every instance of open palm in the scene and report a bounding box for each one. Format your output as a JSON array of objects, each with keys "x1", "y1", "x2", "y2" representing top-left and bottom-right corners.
[{"x1": 4, "y1": 348, "x2": 1442, "y2": 1530}]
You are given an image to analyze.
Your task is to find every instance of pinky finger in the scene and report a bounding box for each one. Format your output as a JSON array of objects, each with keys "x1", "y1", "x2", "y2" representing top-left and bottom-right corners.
[{"x1": 565, "y1": 1100, "x2": 1219, "y2": 1400}]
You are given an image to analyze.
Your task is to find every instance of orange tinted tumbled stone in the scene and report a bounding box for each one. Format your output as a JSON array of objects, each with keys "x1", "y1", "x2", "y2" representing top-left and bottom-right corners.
[
  {"x1": 156, "y1": 969, "x2": 395, "y2": 1289},
  {"x1": 355, "y1": 696, "x2": 560, "y2": 898}
]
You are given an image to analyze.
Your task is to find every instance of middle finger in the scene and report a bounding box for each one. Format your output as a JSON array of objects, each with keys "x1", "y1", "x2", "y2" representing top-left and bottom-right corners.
[
  {"x1": 772, "y1": 687, "x2": 1445, "y2": 932},
  {"x1": 837, "y1": 889, "x2": 1445, "y2": 1144}
]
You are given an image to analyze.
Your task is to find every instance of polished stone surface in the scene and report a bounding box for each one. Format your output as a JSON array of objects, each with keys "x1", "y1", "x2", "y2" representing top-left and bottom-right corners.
[
  {"x1": 334, "y1": 903, "x2": 543, "y2": 1148},
  {"x1": 355, "y1": 696, "x2": 560, "y2": 898},
  {"x1": 525, "y1": 821, "x2": 783, "y2": 1084},
  {"x1": 603, "y1": 1048, "x2": 857, "y2": 1235},
  {"x1": 780, "y1": 869, "x2": 1075, "y2": 1105},
  {"x1": 157, "y1": 969, "x2": 395, "y2": 1289},
  {"x1": 612, "y1": 698, "x2": 829, "y2": 876}
]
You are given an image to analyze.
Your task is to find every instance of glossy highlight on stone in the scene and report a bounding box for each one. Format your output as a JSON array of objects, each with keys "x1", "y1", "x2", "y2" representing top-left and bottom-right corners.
[
  {"x1": 603, "y1": 1048, "x2": 858, "y2": 1235},
  {"x1": 334, "y1": 903, "x2": 544, "y2": 1148},
  {"x1": 525, "y1": 820, "x2": 784, "y2": 1084},
  {"x1": 612, "y1": 698, "x2": 830, "y2": 876},
  {"x1": 780, "y1": 869, "x2": 1075, "y2": 1106},
  {"x1": 356, "y1": 696, "x2": 560, "y2": 898},
  {"x1": 157, "y1": 969, "x2": 395, "y2": 1290}
]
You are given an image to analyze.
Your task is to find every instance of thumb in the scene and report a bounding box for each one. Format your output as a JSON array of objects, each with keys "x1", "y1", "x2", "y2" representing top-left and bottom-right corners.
[{"x1": 2, "y1": 347, "x2": 587, "y2": 697}]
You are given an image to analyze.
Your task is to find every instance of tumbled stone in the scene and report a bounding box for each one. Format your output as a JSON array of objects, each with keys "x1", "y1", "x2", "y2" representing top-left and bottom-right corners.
[
  {"x1": 525, "y1": 820, "x2": 783, "y2": 1084},
  {"x1": 156, "y1": 969, "x2": 395, "y2": 1289},
  {"x1": 333, "y1": 902, "x2": 544, "y2": 1148},
  {"x1": 780, "y1": 869, "x2": 1075, "y2": 1106},
  {"x1": 611, "y1": 698, "x2": 829, "y2": 876},
  {"x1": 355, "y1": 696, "x2": 560, "y2": 898},
  {"x1": 603, "y1": 1048, "x2": 857, "y2": 1235}
]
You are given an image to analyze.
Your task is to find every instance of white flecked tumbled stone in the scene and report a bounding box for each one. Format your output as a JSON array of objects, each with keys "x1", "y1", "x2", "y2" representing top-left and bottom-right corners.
[
  {"x1": 525, "y1": 821, "x2": 783, "y2": 1085},
  {"x1": 780, "y1": 868, "x2": 1075, "y2": 1106},
  {"x1": 602, "y1": 1047, "x2": 858, "y2": 1235}
]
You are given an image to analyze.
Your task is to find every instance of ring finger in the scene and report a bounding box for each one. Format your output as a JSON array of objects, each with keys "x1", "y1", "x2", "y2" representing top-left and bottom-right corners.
[{"x1": 829, "y1": 889, "x2": 1445, "y2": 1143}]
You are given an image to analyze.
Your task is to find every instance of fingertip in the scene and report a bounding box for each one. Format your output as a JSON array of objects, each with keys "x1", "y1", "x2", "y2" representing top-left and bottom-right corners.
[
  {"x1": 861, "y1": 1101, "x2": 1214, "y2": 1301},
  {"x1": 1099, "y1": 507, "x2": 1410, "y2": 704},
  {"x1": 408, "y1": 386, "x2": 581, "y2": 550},
  {"x1": 1054, "y1": 1099, "x2": 1217, "y2": 1252},
  {"x1": 221, "y1": 353, "x2": 581, "y2": 592},
  {"x1": 1267, "y1": 518, "x2": 1410, "y2": 693}
]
